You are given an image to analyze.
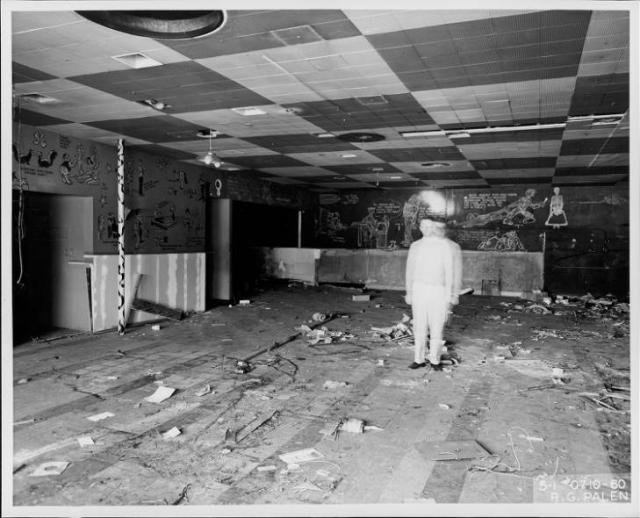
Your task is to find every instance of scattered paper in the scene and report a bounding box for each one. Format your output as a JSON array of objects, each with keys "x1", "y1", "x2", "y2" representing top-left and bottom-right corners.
[
  {"x1": 77, "y1": 436, "x2": 95, "y2": 447},
  {"x1": 364, "y1": 425, "x2": 384, "y2": 431},
  {"x1": 195, "y1": 384, "x2": 212, "y2": 397},
  {"x1": 106, "y1": 376, "x2": 119, "y2": 380},
  {"x1": 163, "y1": 427, "x2": 181, "y2": 439},
  {"x1": 439, "y1": 403, "x2": 451, "y2": 410},
  {"x1": 519, "y1": 434, "x2": 544, "y2": 442},
  {"x1": 552, "y1": 368, "x2": 564, "y2": 377},
  {"x1": 257, "y1": 465, "x2": 277, "y2": 472},
  {"x1": 323, "y1": 380, "x2": 349, "y2": 390},
  {"x1": 294, "y1": 482, "x2": 323, "y2": 492},
  {"x1": 17, "y1": 378, "x2": 29, "y2": 384},
  {"x1": 87, "y1": 411, "x2": 115, "y2": 422},
  {"x1": 145, "y1": 386, "x2": 176, "y2": 403},
  {"x1": 31, "y1": 462, "x2": 70, "y2": 477},
  {"x1": 279, "y1": 447, "x2": 324, "y2": 465}
]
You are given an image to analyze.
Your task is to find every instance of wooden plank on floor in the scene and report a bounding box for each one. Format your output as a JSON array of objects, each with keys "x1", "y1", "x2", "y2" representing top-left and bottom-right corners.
[{"x1": 131, "y1": 298, "x2": 184, "y2": 320}]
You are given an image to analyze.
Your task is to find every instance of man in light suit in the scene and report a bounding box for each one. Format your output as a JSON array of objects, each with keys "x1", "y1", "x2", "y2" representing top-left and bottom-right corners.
[{"x1": 405, "y1": 215, "x2": 462, "y2": 370}]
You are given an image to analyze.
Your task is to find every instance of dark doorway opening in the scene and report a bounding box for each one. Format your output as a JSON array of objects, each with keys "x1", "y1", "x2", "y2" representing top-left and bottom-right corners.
[{"x1": 232, "y1": 201, "x2": 299, "y2": 300}]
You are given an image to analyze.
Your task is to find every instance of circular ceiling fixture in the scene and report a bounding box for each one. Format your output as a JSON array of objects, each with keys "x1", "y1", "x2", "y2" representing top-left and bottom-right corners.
[
  {"x1": 336, "y1": 132, "x2": 385, "y2": 143},
  {"x1": 76, "y1": 11, "x2": 226, "y2": 39}
]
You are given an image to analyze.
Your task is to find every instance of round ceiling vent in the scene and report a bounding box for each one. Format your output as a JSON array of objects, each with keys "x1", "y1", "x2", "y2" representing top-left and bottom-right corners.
[
  {"x1": 336, "y1": 132, "x2": 385, "y2": 143},
  {"x1": 76, "y1": 11, "x2": 226, "y2": 39}
]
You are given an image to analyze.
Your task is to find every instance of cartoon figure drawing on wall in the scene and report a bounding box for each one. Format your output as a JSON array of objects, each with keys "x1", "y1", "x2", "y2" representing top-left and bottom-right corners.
[
  {"x1": 352, "y1": 207, "x2": 378, "y2": 247},
  {"x1": 151, "y1": 202, "x2": 178, "y2": 230},
  {"x1": 171, "y1": 169, "x2": 188, "y2": 191},
  {"x1": 154, "y1": 231, "x2": 169, "y2": 247},
  {"x1": 156, "y1": 157, "x2": 169, "y2": 170},
  {"x1": 33, "y1": 131, "x2": 47, "y2": 148},
  {"x1": 459, "y1": 189, "x2": 547, "y2": 228},
  {"x1": 477, "y1": 230, "x2": 526, "y2": 252},
  {"x1": 13, "y1": 144, "x2": 34, "y2": 165},
  {"x1": 199, "y1": 173, "x2": 208, "y2": 200},
  {"x1": 133, "y1": 210, "x2": 146, "y2": 250},
  {"x1": 137, "y1": 159, "x2": 145, "y2": 196},
  {"x1": 402, "y1": 194, "x2": 421, "y2": 246},
  {"x1": 107, "y1": 212, "x2": 118, "y2": 240},
  {"x1": 97, "y1": 214, "x2": 108, "y2": 242},
  {"x1": 376, "y1": 215, "x2": 391, "y2": 249},
  {"x1": 545, "y1": 187, "x2": 568, "y2": 228},
  {"x1": 58, "y1": 153, "x2": 77, "y2": 185},
  {"x1": 75, "y1": 144, "x2": 101, "y2": 185},
  {"x1": 36, "y1": 149, "x2": 58, "y2": 168},
  {"x1": 182, "y1": 208, "x2": 194, "y2": 241},
  {"x1": 502, "y1": 188, "x2": 547, "y2": 226}
]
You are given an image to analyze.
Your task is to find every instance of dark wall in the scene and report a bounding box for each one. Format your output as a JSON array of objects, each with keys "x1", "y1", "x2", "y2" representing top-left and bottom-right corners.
[
  {"x1": 12, "y1": 191, "x2": 54, "y2": 341},
  {"x1": 310, "y1": 184, "x2": 630, "y2": 297}
]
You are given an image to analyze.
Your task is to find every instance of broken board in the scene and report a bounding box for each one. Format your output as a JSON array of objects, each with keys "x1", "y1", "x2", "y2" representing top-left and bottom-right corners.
[
  {"x1": 415, "y1": 440, "x2": 490, "y2": 461},
  {"x1": 131, "y1": 298, "x2": 184, "y2": 320}
]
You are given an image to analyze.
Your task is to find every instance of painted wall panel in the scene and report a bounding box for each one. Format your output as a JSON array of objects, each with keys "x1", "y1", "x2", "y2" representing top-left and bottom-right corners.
[
  {"x1": 258, "y1": 248, "x2": 320, "y2": 284},
  {"x1": 88, "y1": 253, "x2": 205, "y2": 332},
  {"x1": 258, "y1": 247, "x2": 543, "y2": 297}
]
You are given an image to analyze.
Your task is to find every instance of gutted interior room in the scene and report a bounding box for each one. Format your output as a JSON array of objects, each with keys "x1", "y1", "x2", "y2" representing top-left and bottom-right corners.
[{"x1": 3, "y1": 3, "x2": 638, "y2": 516}]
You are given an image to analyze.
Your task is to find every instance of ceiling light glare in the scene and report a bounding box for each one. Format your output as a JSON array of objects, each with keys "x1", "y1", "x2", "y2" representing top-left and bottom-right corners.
[
  {"x1": 399, "y1": 130, "x2": 446, "y2": 138},
  {"x1": 232, "y1": 106, "x2": 266, "y2": 116},
  {"x1": 112, "y1": 53, "x2": 163, "y2": 69}
]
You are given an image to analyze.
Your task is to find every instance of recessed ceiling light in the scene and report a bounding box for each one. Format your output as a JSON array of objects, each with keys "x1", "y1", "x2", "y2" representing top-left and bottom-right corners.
[
  {"x1": 112, "y1": 53, "x2": 163, "y2": 69},
  {"x1": 137, "y1": 99, "x2": 170, "y2": 111},
  {"x1": 313, "y1": 133, "x2": 336, "y2": 138},
  {"x1": 447, "y1": 131, "x2": 471, "y2": 138},
  {"x1": 399, "y1": 130, "x2": 446, "y2": 138},
  {"x1": 389, "y1": 176, "x2": 403, "y2": 179},
  {"x1": 232, "y1": 106, "x2": 266, "y2": 116},
  {"x1": 341, "y1": 153, "x2": 357, "y2": 158},
  {"x1": 18, "y1": 93, "x2": 62, "y2": 104}
]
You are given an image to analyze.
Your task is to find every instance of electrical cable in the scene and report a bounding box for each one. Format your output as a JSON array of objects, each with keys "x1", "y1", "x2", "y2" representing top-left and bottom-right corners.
[{"x1": 14, "y1": 94, "x2": 27, "y2": 286}]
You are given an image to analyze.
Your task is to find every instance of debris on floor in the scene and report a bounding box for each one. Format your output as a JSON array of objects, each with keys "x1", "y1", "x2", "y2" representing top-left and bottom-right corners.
[
  {"x1": 30, "y1": 462, "x2": 70, "y2": 477},
  {"x1": 295, "y1": 324, "x2": 355, "y2": 345},
  {"x1": 77, "y1": 436, "x2": 95, "y2": 447},
  {"x1": 162, "y1": 427, "x2": 181, "y2": 439},
  {"x1": 234, "y1": 360, "x2": 253, "y2": 374},
  {"x1": 323, "y1": 380, "x2": 349, "y2": 390},
  {"x1": 416, "y1": 440, "x2": 490, "y2": 461},
  {"x1": 86, "y1": 411, "x2": 115, "y2": 422},
  {"x1": 371, "y1": 314, "x2": 413, "y2": 342},
  {"x1": 195, "y1": 384, "x2": 213, "y2": 397},
  {"x1": 144, "y1": 385, "x2": 176, "y2": 403},
  {"x1": 279, "y1": 448, "x2": 324, "y2": 465}
]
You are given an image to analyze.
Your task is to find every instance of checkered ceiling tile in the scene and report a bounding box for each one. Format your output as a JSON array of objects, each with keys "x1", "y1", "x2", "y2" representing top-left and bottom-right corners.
[{"x1": 10, "y1": 7, "x2": 633, "y2": 190}]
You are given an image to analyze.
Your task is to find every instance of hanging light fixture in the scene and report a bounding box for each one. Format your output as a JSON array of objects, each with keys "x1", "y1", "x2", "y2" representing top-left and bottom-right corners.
[{"x1": 200, "y1": 129, "x2": 222, "y2": 168}]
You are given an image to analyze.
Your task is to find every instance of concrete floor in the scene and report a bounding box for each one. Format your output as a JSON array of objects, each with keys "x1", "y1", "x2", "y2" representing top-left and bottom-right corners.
[{"x1": 8, "y1": 282, "x2": 634, "y2": 516}]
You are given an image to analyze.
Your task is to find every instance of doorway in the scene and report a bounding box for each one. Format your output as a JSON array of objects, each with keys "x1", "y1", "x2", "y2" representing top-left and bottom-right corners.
[{"x1": 12, "y1": 192, "x2": 93, "y2": 344}]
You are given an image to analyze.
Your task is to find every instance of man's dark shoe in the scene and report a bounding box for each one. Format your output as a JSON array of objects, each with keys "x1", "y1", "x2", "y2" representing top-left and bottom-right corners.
[
  {"x1": 408, "y1": 361, "x2": 426, "y2": 369},
  {"x1": 428, "y1": 361, "x2": 443, "y2": 371}
]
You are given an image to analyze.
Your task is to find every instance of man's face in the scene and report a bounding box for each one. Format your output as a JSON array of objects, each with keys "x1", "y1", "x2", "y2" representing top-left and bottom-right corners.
[{"x1": 419, "y1": 219, "x2": 434, "y2": 235}]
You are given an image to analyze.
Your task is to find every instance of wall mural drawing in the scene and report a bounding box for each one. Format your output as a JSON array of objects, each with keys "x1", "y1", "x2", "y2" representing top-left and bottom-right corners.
[
  {"x1": 401, "y1": 194, "x2": 421, "y2": 247},
  {"x1": 545, "y1": 187, "x2": 569, "y2": 228},
  {"x1": 477, "y1": 230, "x2": 527, "y2": 252},
  {"x1": 456, "y1": 189, "x2": 547, "y2": 228}
]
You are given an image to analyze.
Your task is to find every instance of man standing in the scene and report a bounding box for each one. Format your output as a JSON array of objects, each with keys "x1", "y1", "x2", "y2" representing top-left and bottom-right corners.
[{"x1": 405, "y1": 216, "x2": 462, "y2": 370}]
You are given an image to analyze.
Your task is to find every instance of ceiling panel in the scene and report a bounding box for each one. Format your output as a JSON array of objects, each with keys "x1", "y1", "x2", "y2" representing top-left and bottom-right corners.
[{"x1": 9, "y1": 7, "x2": 632, "y2": 191}]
